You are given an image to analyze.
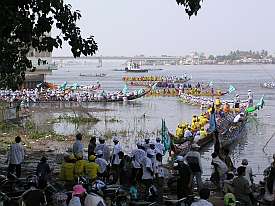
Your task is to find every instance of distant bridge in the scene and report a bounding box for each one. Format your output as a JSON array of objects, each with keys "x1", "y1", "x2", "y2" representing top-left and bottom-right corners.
[{"x1": 52, "y1": 56, "x2": 184, "y2": 65}]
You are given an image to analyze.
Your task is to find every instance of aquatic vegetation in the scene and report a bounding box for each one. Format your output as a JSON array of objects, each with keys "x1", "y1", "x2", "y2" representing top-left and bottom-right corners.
[
  {"x1": 57, "y1": 114, "x2": 100, "y2": 124},
  {"x1": 105, "y1": 117, "x2": 122, "y2": 123},
  {"x1": 28, "y1": 130, "x2": 66, "y2": 141}
]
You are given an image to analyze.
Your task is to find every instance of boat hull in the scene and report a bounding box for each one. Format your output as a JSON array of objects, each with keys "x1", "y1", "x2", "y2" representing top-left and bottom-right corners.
[
  {"x1": 125, "y1": 69, "x2": 149, "y2": 73},
  {"x1": 171, "y1": 133, "x2": 214, "y2": 156}
]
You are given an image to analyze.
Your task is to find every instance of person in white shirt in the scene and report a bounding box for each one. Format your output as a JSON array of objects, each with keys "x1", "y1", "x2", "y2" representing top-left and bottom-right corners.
[
  {"x1": 184, "y1": 144, "x2": 203, "y2": 190},
  {"x1": 193, "y1": 131, "x2": 201, "y2": 143},
  {"x1": 155, "y1": 152, "x2": 165, "y2": 202},
  {"x1": 184, "y1": 127, "x2": 193, "y2": 140},
  {"x1": 155, "y1": 137, "x2": 165, "y2": 156},
  {"x1": 234, "y1": 94, "x2": 241, "y2": 109},
  {"x1": 72, "y1": 133, "x2": 84, "y2": 157},
  {"x1": 211, "y1": 152, "x2": 228, "y2": 189},
  {"x1": 143, "y1": 137, "x2": 151, "y2": 151},
  {"x1": 131, "y1": 141, "x2": 146, "y2": 182},
  {"x1": 68, "y1": 184, "x2": 106, "y2": 206},
  {"x1": 95, "y1": 136, "x2": 110, "y2": 162},
  {"x1": 247, "y1": 90, "x2": 253, "y2": 107},
  {"x1": 241, "y1": 159, "x2": 253, "y2": 186},
  {"x1": 191, "y1": 188, "x2": 213, "y2": 206},
  {"x1": 111, "y1": 137, "x2": 122, "y2": 184},
  {"x1": 141, "y1": 149, "x2": 154, "y2": 194},
  {"x1": 95, "y1": 150, "x2": 108, "y2": 179},
  {"x1": 7, "y1": 136, "x2": 25, "y2": 178}
]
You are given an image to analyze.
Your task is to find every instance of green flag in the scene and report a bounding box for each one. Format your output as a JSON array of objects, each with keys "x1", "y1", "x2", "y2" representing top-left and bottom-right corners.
[{"x1": 161, "y1": 119, "x2": 171, "y2": 154}]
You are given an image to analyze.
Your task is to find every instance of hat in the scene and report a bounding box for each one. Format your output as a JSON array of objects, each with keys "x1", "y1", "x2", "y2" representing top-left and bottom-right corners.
[
  {"x1": 248, "y1": 90, "x2": 251, "y2": 92},
  {"x1": 99, "y1": 136, "x2": 105, "y2": 141},
  {"x1": 236, "y1": 94, "x2": 239, "y2": 97},
  {"x1": 112, "y1": 136, "x2": 119, "y2": 142},
  {"x1": 136, "y1": 140, "x2": 142, "y2": 146},
  {"x1": 72, "y1": 184, "x2": 86, "y2": 196},
  {"x1": 156, "y1": 137, "x2": 161, "y2": 141},
  {"x1": 96, "y1": 150, "x2": 103, "y2": 156},
  {"x1": 175, "y1": 155, "x2": 184, "y2": 162},
  {"x1": 241, "y1": 159, "x2": 248, "y2": 165},
  {"x1": 147, "y1": 149, "x2": 155, "y2": 156},
  {"x1": 89, "y1": 155, "x2": 96, "y2": 161},
  {"x1": 191, "y1": 143, "x2": 200, "y2": 149}
]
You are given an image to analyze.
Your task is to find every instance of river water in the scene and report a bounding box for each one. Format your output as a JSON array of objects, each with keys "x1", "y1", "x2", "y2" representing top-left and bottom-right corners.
[{"x1": 41, "y1": 59, "x2": 275, "y2": 181}]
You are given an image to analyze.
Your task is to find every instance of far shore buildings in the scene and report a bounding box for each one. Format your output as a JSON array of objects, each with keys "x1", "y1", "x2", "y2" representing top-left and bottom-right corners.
[{"x1": 24, "y1": 48, "x2": 57, "y2": 89}]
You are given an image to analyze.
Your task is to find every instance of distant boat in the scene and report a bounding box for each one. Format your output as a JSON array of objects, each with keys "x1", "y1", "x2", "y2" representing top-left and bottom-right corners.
[
  {"x1": 79, "y1": 73, "x2": 106, "y2": 77},
  {"x1": 125, "y1": 62, "x2": 148, "y2": 73}
]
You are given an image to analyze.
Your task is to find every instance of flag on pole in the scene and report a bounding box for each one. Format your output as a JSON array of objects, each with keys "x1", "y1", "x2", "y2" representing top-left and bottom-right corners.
[
  {"x1": 256, "y1": 95, "x2": 265, "y2": 109},
  {"x1": 208, "y1": 110, "x2": 217, "y2": 133},
  {"x1": 59, "y1": 81, "x2": 67, "y2": 90},
  {"x1": 152, "y1": 83, "x2": 157, "y2": 91},
  {"x1": 161, "y1": 119, "x2": 171, "y2": 154},
  {"x1": 71, "y1": 82, "x2": 79, "y2": 90},
  {"x1": 122, "y1": 84, "x2": 129, "y2": 95},
  {"x1": 228, "y1": 85, "x2": 236, "y2": 94}
]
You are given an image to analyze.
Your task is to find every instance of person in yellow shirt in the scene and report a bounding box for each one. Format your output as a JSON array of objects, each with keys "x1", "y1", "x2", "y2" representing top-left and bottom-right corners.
[
  {"x1": 176, "y1": 124, "x2": 184, "y2": 139},
  {"x1": 215, "y1": 98, "x2": 222, "y2": 111},
  {"x1": 200, "y1": 127, "x2": 207, "y2": 138},
  {"x1": 74, "y1": 155, "x2": 87, "y2": 179},
  {"x1": 60, "y1": 155, "x2": 76, "y2": 184},
  {"x1": 85, "y1": 155, "x2": 100, "y2": 181}
]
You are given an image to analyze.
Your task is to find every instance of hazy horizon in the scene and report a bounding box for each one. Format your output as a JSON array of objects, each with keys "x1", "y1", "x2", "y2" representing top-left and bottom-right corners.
[{"x1": 53, "y1": 0, "x2": 275, "y2": 57}]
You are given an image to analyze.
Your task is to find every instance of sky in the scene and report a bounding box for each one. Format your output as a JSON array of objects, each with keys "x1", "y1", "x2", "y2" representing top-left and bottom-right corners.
[{"x1": 53, "y1": 0, "x2": 275, "y2": 57}]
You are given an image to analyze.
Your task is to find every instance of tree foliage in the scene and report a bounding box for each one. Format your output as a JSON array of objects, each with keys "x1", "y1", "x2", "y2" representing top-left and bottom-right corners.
[
  {"x1": 0, "y1": 0, "x2": 98, "y2": 89},
  {"x1": 176, "y1": 0, "x2": 203, "y2": 17},
  {"x1": 0, "y1": 0, "x2": 202, "y2": 89}
]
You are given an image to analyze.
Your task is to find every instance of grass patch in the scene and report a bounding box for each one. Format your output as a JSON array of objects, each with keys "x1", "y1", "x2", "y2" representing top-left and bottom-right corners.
[{"x1": 0, "y1": 122, "x2": 20, "y2": 133}]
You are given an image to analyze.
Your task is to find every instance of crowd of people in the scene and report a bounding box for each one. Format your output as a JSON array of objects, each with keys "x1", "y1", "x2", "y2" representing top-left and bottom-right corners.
[{"x1": 4, "y1": 131, "x2": 275, "y2": 206}]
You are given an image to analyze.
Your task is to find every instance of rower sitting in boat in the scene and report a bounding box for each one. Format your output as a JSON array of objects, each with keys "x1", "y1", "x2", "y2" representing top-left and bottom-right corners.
[
  {"x1": 193, "y1": 131, "x2": 201, "y2": 143},
  {"x1": 175, "y1": 124, "x2": 184, "y2": 139},
  {"x1": 184, "y1": 127, "x2": 193, "y2": 140},
  {"x1": 215, "y1": 97, "x2": 222, "y2": 109},
  {"x1": 234, "y1": 94, "x2": 241, "y2": 112},
  {"x1": 223, "y1": 101, "x2": 231, "y2": 113},
  {"x1": 247, "y1": 90, "x2": 253, "y2": 107},
  {"x1": 200, "y1": 127, "x2": 207, "y2": 138},
  {"x1": 233, "y1": 113, "x2": 245, "y2": 124}
]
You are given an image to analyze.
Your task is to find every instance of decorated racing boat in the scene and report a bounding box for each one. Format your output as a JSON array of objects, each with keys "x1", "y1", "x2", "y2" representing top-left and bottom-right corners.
[
  {"x1": 37, "y1": 87, "x2": 151, "y2": 103},
  {"x1": 170, "y1": 97, "x2": 264, "y2": 155},
  {"x1": 122, "y1": 75, "x2": 191, "y2": 83},
  {"x1": 145, "y1": 88, "x2": 179, "y2": 97},
  {"x1": 79, "y1": 73, "x2": 106, "y2": 78}
]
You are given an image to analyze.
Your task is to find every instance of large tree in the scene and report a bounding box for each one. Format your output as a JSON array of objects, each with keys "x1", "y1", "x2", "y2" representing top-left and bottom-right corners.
[
  {"x1": 176, "y1": 0, "x2": 203, "y2": 17},
  {"x1": 0, "y1": 0, "x2": 202, "y2": 90}
]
